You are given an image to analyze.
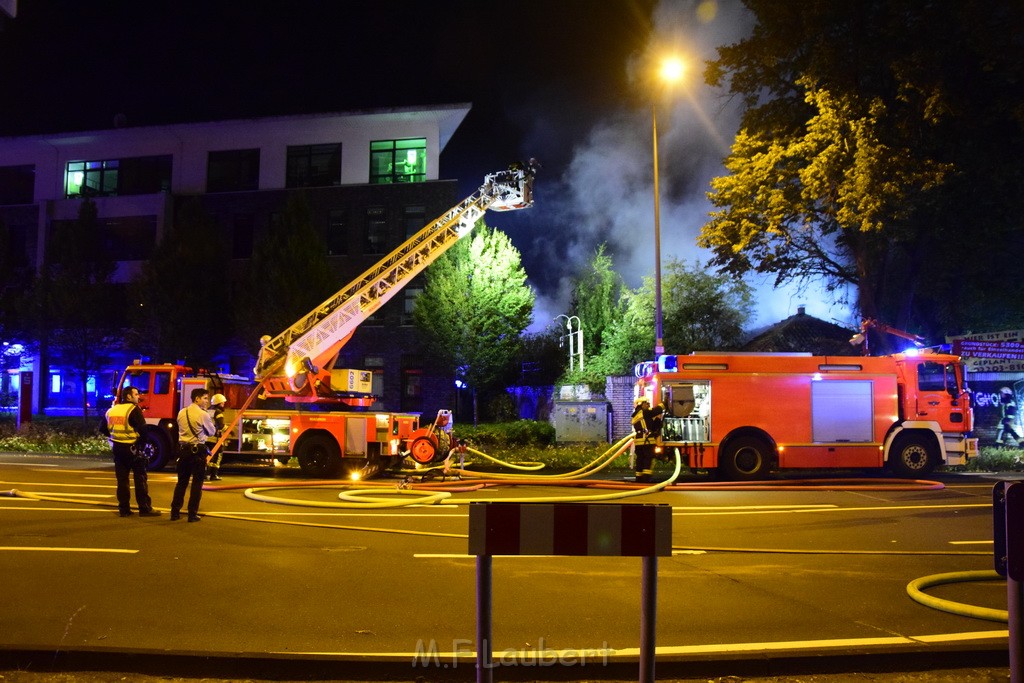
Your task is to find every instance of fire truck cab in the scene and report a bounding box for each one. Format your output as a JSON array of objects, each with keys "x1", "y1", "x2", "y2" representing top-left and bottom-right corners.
[{"x1": 635, "y1": 350, "x2": 977, "y2": 480}]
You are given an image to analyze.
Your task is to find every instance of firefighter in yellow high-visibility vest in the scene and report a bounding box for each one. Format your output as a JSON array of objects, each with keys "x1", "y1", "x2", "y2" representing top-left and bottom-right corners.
[
  {"x1": 101, "y1": 386, "x2": 161, "y2": 517},
  {"x1": 631, "y1": 397, "x2": 665, "y2": 483}
]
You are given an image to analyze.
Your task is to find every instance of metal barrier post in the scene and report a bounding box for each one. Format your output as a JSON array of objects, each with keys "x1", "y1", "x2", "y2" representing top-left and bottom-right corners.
[
  {"x1": 476, "y1": 554, "x2": 493, "y2": 683},
  {"x1": 639, "y1": 554, "x2": 658, "y2": 683},
  {"x1": 469, "y1": 502, "x2": 672, "y2": 682},
  {"x1": 995, "y1": 481, "x2": 1023, "y2": 683}
]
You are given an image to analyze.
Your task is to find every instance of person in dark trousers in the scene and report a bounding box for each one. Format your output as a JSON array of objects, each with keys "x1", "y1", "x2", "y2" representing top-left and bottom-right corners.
[
  {"x1": 206, "y1": 393, "x2": 227, "y2": 481},
  {"x1": 631, "y1": 397, "x2": 665, "y2": 483},
  {"x1": 172, "y1": 388, "x2": 216, "y2": 522},
  {"x1": 101, "y1": 386, "x2": 161, "y2": 517}
]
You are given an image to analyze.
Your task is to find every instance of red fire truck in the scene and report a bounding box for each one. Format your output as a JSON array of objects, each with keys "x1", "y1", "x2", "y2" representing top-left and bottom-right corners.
[
  {"x1": 112, "y1": 166, "x2": 537, "y2": 477},
  {"x1": 634, "y1": 350, "x2": 977, "y2": 479}
]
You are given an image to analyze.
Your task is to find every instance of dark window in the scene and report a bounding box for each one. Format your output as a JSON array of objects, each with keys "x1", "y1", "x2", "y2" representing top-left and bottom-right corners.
[
  {"x1": 918, "y1": 362, "x2": 949, "y2": 392},
  {"x1": 365, "y1": 206, "x2": 387, "y2": 254},
  {"x1": 118, "y1": 155, "x2": 172, "y2": 195},
  {"x1": 231, "y1": 214, "x2": 255, "y2": 259},
  {"x1": 403, "y1": 205, "x2": 426, "y2": 239},
  {"x1": 102, "y1": 216, "x2": 158, "y2": 260},
  {"x1": 0, "y1": 165, "x2": 35, "y2": 205},
  {"x1": 207, "y1": 149, "x2": 260, "y2": 193},
  {"x1": 402, "y1": 285, "x2": 422, "y2": 325},
  {"x1": 154, "y1": 371, "x2": 171, "y2": 395},
  {"x1": 327, "y1": 208, "x2": 348, "y2": 256},
  {"x1": 50, "y1": 215, "x2": 157, "y2": 261},
  {"x1": 369, "y1": 138, "x2": 426, "y2": 184},
  {"x1": 286, "y1": 143, "x2": 341, "y2": 188}
]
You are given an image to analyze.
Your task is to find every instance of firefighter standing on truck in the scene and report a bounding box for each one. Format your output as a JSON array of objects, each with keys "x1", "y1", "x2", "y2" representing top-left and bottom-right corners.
[
  {"x1": 631, "y1": 397, "x2": 665, "y2": 483},
  {"x1": 206, "y1": 393, "x2": 227, "y2": 481},
  {"x1": 101, "y1": 386, "x2": 161, "y2": 517},
  {"x1": 172, "y1": 388, "x2": 216, "y2": 522}
]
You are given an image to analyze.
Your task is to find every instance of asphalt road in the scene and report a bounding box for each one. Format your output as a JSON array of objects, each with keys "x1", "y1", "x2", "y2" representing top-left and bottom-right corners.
[{"x1": 0, "y1": 452, "x2": 1015, "y2": 681}]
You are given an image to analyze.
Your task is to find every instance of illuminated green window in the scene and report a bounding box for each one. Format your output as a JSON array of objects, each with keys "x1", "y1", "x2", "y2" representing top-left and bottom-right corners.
[
  {"x1": 369, "y1": 138, "x2": 426, "y2": 184},
  {"x1": 65, "y1": 159, "x2": 119, "y2": 197}
]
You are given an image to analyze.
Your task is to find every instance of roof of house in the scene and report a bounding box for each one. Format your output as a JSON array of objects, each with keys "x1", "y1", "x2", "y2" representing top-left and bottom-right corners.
[{"x1": 742, "y1": 306, "x2": 861, "y2": 356}]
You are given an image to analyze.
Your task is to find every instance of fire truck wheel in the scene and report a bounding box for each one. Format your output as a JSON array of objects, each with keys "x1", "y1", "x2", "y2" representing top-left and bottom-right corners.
[
  {"x1": 409, "y1": 437, "x2": 438, "y2": 464},
  {"x1": 141, "y1": 431, "x2": 171, "y2": 471},
  {"x1": 718, "y1": 436, "x2": 771, "y2": 481},
  {"x1": 889, "y1": 434, "x2": 936, "y2": 477},
  {"x1": 297, "y1": 434, "x2": 342, "y2": 478}
]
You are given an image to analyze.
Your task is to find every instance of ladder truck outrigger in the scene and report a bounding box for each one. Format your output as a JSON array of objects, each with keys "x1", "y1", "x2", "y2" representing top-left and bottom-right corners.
[{"x1": 113, "y1": 164, "x2": 537, "y2": 478}]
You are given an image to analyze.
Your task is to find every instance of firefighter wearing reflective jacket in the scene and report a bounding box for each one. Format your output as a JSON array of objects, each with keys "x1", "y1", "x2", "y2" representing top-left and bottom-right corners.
[
  {"x1": 102, "y1": 386, "x2": 160, "y2": 517},
  {"x1": 206, "y1": 393, "x2": 227, "y2": 481},
  {"x1": 631, "y1": 398, "x2": 665, "y2": 483}
]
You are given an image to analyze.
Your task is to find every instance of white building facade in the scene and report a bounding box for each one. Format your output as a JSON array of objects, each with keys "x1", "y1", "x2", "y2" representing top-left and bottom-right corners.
[{"x1": 0, "y1": 104, "x2": 471, "y2": 416}]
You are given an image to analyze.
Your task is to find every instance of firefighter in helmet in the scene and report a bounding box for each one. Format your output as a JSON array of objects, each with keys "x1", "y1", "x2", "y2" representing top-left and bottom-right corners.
[
  {"x1": 206, "y1": 393, "x2": 228, "y2": 480},
  {"x1": 631, "y1": 396, "x2": 665, "y2": 483}
]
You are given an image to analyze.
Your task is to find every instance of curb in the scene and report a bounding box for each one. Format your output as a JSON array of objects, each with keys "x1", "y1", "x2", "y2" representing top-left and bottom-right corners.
[{"x1": 0, "y1": 644, "x2": 1009, "y2": 681}]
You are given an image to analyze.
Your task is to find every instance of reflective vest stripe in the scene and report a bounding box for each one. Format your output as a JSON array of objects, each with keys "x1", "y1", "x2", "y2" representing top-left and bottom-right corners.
[{"x1": 106, "y1": 403, "x2": 139, "y2": 444}]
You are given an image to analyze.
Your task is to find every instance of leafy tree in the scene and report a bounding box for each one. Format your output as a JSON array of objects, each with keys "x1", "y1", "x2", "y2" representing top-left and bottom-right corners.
[
  {"x1": 30, "y1": 198, "x2": 120, "y2": 418},
  {"x1": 569, "y1": 243, "x2": 625, "y2": 362},
  {"x1": 413, "y1": 223, "x2": 534, "y2": 424},
  {"x1": 131, "y1": 198, "x2": 229, "y2": 365},
  {"x1": 235, "y1": 192, "x2": 336, "y2": 351},
  {"x1": 589, "y1": 260, "x2": 752, "y2": 376},
  {"x1": 662, "y1": 259, "x2": 752, "y2": 353},
  {"x1": 700, "y1": 0, "x2": 1024, "y2": 343}
]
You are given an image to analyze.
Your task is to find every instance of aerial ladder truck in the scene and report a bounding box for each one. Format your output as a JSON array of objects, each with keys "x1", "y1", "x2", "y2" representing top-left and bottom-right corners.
[{"x1": 113, "y1": 165, "x2": 537, "y2": 477}]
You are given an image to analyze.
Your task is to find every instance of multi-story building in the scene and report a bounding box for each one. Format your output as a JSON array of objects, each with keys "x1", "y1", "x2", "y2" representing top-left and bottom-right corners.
[{"x1": 0, "y1": 104, "x2": 471, "y2": 417}]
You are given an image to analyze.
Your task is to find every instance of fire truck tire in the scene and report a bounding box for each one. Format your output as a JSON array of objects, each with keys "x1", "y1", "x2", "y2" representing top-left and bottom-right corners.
[
  {"x1": 297, "y1": 435, "x2": 342, "y2": 478},
  {"x1": 889, "y1": 434, "x2": 936, "y2": 477},
  {"x1": 718, "y1": 436, "x2": 772, "y2": 481},
  {"x1": 141, "y1": 430, "x2": 171, "y2": 471},
  {"x1": 409, "y1": 437, "x2": 438, "y2": 464}
]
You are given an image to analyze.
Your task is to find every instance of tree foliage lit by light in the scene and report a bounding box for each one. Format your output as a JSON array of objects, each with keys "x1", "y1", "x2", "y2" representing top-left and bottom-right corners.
[
  {"x1": 413, "y1": 222, "x2": 533, "y2": 424},
  {"x1": 580, "y1": 259, "x2": 751, "y2": 378},
  {"x1": 700, "y1": 0, "x2": 1024, "y2": 341}
]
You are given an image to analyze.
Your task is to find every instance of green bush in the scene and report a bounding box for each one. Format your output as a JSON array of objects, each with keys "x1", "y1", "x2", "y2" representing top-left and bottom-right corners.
[
  {"x1": 966, "y1": 446, "x2": 1024, "y2": 473},
  {"x1": 454, "y1": 420, "x2": 556, "y2": 447},
  {"x1": 0, "y1": 417, "x2": 109, "y2": 455}
]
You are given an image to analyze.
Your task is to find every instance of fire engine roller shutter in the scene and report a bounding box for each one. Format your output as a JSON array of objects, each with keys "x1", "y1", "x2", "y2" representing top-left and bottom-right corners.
[{"x1": 811, "y1": 380, "x2": 873, "y2": 442}]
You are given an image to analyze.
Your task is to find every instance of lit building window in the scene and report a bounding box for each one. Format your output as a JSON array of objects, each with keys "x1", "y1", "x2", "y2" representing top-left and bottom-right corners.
[
  {"x1": 66, "y1": 159, "x2": 119, "y2": 197},
  {"x1": 65, "y1": 156, "x2": 171, "y2": 198},
  {"x1": 369, "y1": 138, "x2": 426, "y2": 184}
]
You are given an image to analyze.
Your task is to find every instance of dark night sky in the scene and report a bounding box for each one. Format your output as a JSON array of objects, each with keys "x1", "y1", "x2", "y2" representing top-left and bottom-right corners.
[{"x1": 0, "y1": 1, "x2": 844, "y2": 330}]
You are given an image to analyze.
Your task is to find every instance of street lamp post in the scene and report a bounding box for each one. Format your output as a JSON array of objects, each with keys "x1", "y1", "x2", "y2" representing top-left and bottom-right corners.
[
  {"x1": 652, "y1": 103, "x2": 665, "y2": 358},
  {"x1": 651, "y1": 56, "x2": 684, "y2": 359}
]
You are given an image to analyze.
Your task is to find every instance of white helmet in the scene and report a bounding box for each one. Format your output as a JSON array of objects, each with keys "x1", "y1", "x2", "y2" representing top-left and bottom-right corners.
[{"x1": 211, "y1": 393, "x2": 227, "y2": 407}]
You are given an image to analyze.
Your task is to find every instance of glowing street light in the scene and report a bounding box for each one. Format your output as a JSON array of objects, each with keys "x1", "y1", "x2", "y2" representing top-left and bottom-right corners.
[{"x1": 652, "y1": 55, "x2": 685, "y2": 358}]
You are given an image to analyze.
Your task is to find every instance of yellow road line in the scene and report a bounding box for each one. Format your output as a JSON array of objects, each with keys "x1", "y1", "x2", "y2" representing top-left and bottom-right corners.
[
  {"x1": 950, "y1": 540, "x2": 993, "y2": 545},
  {"x1": 675, "y1": 502, "x2": 990, "y2": 516},
  {"x1": 274, "y1": 629, "x2": 1008, "y2": 659}
]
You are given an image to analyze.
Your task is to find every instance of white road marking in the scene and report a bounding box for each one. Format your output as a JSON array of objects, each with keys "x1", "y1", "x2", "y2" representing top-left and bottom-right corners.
[
  {"x1": 950, "y1": 540, "x2": 993, "y2": 545},
  {"x1": 0, "y1": 481, "x2": 115, "y2": 488},
  {"x1": 0, "y1": 546, "x2": 138, "y2": 554}
]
